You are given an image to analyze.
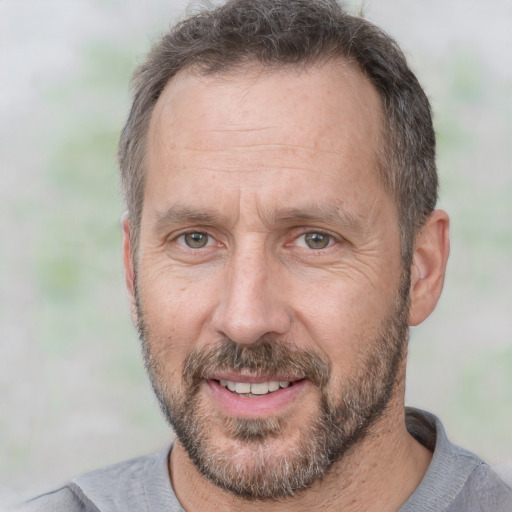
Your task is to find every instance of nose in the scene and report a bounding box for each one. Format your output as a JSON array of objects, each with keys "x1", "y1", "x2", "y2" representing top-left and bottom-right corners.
[{"x1": 211, "y1": 246, "x2": 292, "y2": 345}]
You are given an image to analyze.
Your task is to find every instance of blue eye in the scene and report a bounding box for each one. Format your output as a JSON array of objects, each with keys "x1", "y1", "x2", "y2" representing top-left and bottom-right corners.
[
  {"x1": 296, "y1": 232, "x2": 334, "y2": 249},
  {"x1": 179, "y1": 232, "x2": 211, "y2": 248}
]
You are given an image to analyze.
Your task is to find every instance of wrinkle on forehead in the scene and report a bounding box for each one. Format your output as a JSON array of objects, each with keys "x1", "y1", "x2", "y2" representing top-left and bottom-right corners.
[
  {"x1": 149, "y1": 60, "x2": 383, "y2": 156},
  {"x1": 169, "y1": 144, "x2": 347, "y2": 161}
]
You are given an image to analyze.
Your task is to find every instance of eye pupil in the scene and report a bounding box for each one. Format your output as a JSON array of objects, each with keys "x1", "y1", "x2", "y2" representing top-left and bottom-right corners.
[
  {"x1": 305, "y1": 233, "x2": 330, "y2": 249},
  {"x1": 184, "y1": 232, "x2": 208, "y2": 248}
]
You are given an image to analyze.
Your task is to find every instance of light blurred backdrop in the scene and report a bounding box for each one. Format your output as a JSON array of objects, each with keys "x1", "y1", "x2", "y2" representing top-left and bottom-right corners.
[{"x1": 1, "y1": 0, "x2": 511, "y2": 507}]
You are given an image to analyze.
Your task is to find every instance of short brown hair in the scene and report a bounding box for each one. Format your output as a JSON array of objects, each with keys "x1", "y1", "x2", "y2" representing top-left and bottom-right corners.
[{"x1": 118, "y1": 0, "x2": 437, "y2": 267}]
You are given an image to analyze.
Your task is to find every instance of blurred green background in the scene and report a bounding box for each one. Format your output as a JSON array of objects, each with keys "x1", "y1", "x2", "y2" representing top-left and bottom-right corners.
[{"x1": 1, "y1": 0, "x2": 511, "y2": 506}]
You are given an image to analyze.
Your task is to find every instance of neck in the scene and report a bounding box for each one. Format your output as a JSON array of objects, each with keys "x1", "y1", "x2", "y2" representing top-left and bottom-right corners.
[{"x1": 169, "y1": 384, "x2": 432, "y2": 512}]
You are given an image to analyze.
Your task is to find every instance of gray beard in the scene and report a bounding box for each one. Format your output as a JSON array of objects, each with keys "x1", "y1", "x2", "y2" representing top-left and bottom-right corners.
[{"x1": 136, "y1": 279, "x2": 409, "y2": 501}]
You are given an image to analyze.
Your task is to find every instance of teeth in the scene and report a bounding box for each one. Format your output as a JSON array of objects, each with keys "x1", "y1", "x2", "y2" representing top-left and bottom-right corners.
[
  {"x1": 268, "y1": 381, "x2": 280, "y2": 392},
  {"x1": 250, "y1": 382, "x2": 270, "y2": 395},
  {"x1": 235, "y1": 382, "x2": 251, "y2": 394},
  {"x1": 218, "y1": 379, "x2": 292, "y2": 395}
]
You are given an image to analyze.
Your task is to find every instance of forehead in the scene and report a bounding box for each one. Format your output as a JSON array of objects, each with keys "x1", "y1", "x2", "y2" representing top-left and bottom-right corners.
[
  {"x1": 145, "y1": 61, "x2": 387, "y2": 217},
  {"x1": 149, "y1": 60, "x2": 383, "y2": 153}
]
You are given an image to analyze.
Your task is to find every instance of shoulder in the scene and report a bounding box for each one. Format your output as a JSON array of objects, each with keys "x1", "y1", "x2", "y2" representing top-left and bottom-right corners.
[
  {"x1": 493, "y1": 462, "x2": 512, "y2": 489},
  {"x1": 447, "y1": 463, "x2": 512, "y2": 512},
  {"x1": 13, "y1": 485, "x2": 97, "y2": 512},
  {"x1": 72, "y1": 451, "x2": 159, "y2": 498},
  {"x1": 17, "y1": 447, "x2": 178, "y2": 512}
]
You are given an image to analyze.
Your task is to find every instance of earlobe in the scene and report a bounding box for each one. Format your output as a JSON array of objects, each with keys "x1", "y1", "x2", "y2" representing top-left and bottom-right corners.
[
  {"x1": 409, "y1": 209, "x2": 450, "y2": 326},
  {"x1": 121, "y1": 213, "x2": 138, "y2": 324}
]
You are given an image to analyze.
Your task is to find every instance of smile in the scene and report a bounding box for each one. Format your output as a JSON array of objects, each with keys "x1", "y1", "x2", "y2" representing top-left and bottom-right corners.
[
  {"x1": 206, "y1": 377, "x2": 307, "y2": 417},
  {"x1": 218, "y1": 379, "x2": 291, "y2": 396}
]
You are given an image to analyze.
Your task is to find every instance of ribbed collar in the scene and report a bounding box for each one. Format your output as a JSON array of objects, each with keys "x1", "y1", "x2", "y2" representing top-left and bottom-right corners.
[{"x1": 399, "y1": 407, "x2": 482, "y2": 511}]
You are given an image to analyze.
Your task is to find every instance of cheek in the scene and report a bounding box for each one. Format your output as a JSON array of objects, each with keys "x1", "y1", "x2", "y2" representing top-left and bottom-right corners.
[
  {"x1": 137, "y1": 267, "x2": 219, "y2": 366},
  {"x1": 290, "y1": 276, "x2": 397, "y2": 369}
]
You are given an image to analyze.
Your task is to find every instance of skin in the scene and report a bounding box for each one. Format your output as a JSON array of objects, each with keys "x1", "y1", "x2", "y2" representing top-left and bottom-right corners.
[{"x1": 122, "y1": 61, "x2": 450, "y2": 511}]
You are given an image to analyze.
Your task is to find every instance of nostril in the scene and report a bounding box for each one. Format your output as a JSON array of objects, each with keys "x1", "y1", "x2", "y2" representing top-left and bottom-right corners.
[{"x1": 211, "y1": 274, "x2": 292, "y2": 344}]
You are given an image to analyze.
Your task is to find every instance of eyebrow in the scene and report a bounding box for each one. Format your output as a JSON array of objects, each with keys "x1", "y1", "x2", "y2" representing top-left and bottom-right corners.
[
  {"x1": 153, "y1": 204, "x2": 235, "y2": 234},
  {"x1": 153, "y1": 202, "x2": 361, "y2": 234},
  {"x1": 267, "y1": 204, "x2": 362, "y2": 232}
]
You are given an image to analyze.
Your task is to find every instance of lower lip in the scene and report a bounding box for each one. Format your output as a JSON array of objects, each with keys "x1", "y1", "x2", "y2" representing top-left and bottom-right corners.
[{"x1": 205, "y1": 379, "x2": 308, "y2": 418}]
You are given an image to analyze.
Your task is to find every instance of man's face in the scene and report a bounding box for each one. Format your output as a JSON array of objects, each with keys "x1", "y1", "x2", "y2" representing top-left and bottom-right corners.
[{"x1": 132, "y1": 63, "x2": 407, "y2": 499}]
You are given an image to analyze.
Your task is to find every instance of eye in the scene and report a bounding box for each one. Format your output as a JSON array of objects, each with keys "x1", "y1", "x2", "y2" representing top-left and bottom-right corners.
[
  {"x1": 295, "y1": 232, "x2": 335, "y2": 250},
  {"x1": 177, "y1": 231, "x2": 213, "y2": 249}
]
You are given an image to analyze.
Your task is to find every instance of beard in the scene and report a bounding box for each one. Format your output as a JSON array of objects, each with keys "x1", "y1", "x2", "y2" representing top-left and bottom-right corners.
[{"x1": 135, "y1": 277, "x2": 410, "y2": 501}]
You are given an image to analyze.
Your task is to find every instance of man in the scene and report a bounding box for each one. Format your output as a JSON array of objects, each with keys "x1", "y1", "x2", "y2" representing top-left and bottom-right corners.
[{"x1": 21, "y1": 0, "x2": 512, "y2": 510}]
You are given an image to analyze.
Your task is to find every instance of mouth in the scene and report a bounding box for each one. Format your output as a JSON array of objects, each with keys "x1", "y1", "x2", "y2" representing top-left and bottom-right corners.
[
  {"x1": 205, "y1": 375, "x2": 308, "y2": 417},
  {"x1": 216, "y1": 378, "x2": 299, "y2": 397}
]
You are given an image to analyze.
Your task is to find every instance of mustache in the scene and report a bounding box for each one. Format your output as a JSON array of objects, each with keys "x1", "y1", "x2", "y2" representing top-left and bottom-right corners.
[{"x1": 182, "y1": 337, "x2": 331, "y2": 389}]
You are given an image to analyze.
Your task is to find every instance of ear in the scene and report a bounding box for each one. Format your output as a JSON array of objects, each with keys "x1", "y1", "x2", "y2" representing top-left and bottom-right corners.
[
  {"x1": 409, "y1": 209, "x2": 450, "y2": 326},
  {"x1": 121, "y1": 212, "x2": 138, "y2": 325}
]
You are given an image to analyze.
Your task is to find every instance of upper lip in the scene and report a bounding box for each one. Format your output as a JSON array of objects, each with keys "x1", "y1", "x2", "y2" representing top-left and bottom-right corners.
[{"x1": 207, "y1": 372, "x2": 305, "y2": 384}]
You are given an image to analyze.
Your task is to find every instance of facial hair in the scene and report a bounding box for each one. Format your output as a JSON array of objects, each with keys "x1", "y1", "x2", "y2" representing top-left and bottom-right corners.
[{"x1": 135, "y1": 278, "x2": 410, "y2": 501}]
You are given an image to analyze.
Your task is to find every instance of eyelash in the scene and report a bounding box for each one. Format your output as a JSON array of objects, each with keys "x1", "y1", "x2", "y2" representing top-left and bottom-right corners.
[
  {"x1": 292, "y1": 231, "x2": 338, "y2": 250},
  {"x1": 173, "y1": 229, "x2": 339, "y2": 251},
  {"x1": 175, "y1": 231, "x2": 216, "y2": 249}
]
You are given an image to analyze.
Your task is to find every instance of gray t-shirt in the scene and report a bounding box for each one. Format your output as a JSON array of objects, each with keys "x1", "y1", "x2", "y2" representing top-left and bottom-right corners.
[{"x1": 17, "y1": 408, "x2": 512, "y2": 511}]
